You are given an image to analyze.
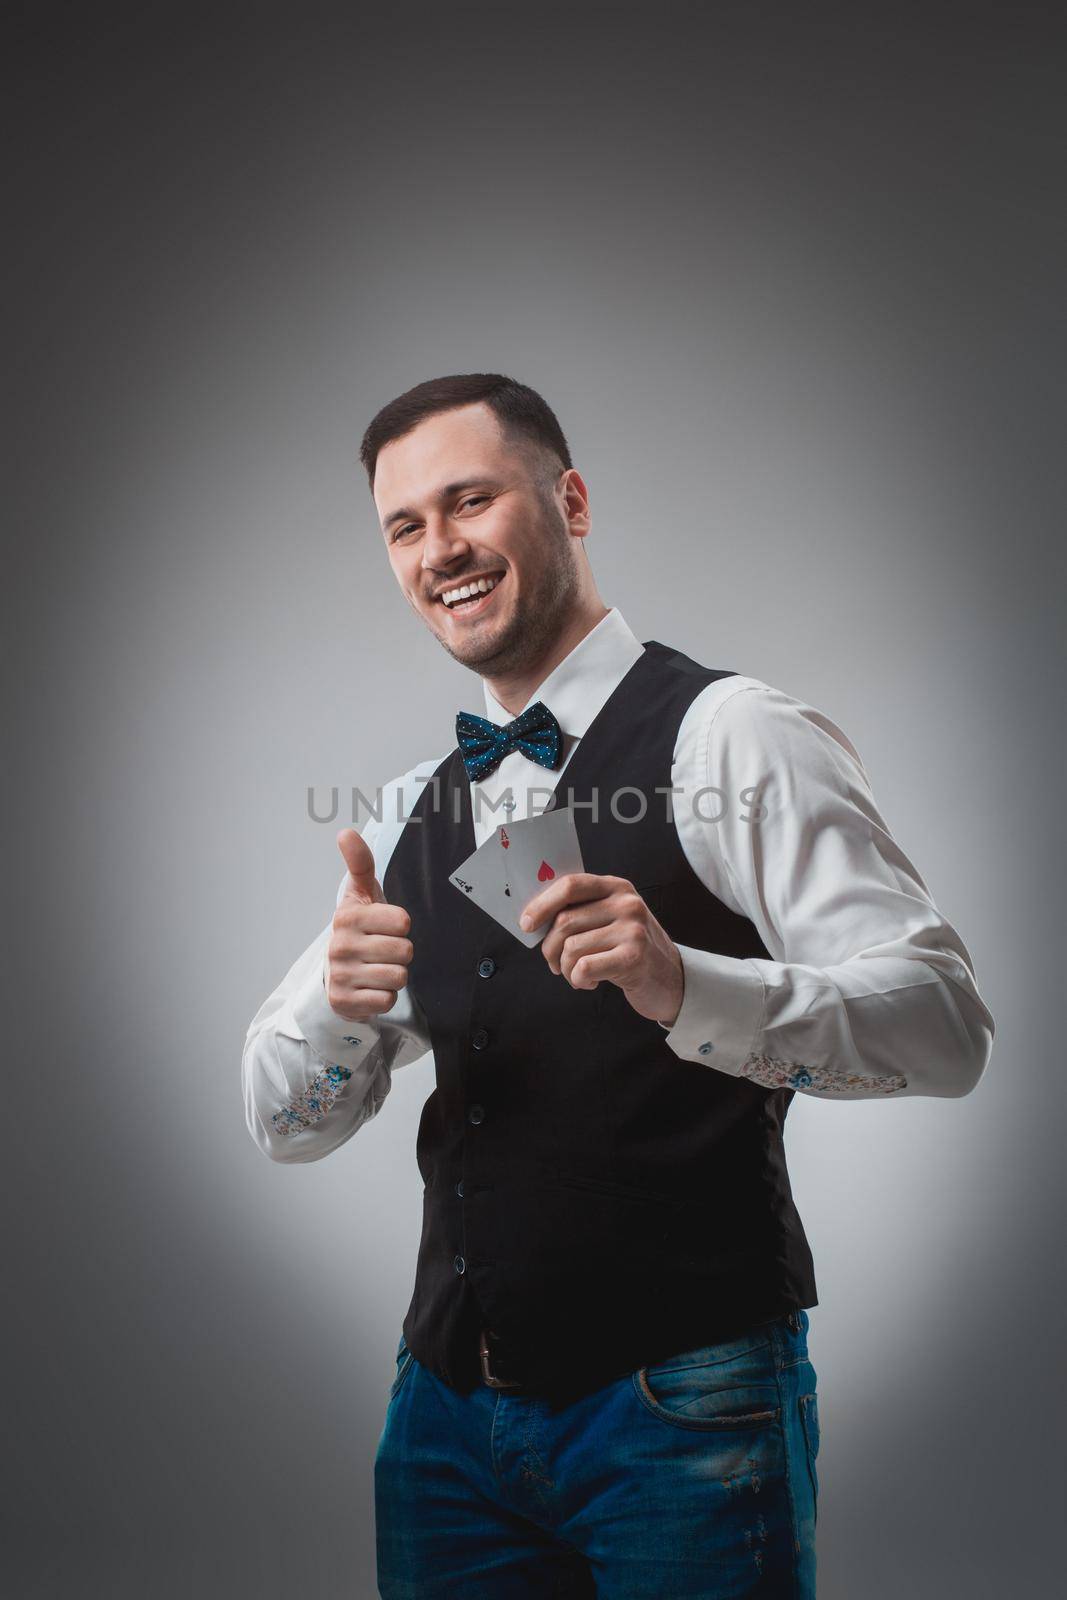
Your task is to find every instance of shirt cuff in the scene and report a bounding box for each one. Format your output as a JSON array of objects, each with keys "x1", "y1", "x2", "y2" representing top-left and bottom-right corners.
[
  {"x1": 285, "y1": 954, "x2": 382, "y2": 1069},
  {"x1": 656, "y1": 944, "x2": 765, "y2": 1073}
]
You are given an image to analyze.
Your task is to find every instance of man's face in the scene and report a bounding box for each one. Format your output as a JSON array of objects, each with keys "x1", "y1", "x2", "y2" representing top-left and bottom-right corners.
[{"x1": 372, "y1": 402, "x2": 584, "y2": 678}]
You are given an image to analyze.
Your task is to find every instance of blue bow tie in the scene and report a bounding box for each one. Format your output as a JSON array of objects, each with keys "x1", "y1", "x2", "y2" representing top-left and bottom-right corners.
[{"x1": 455, "y1": 700, "x2": 564, "y2": 782}]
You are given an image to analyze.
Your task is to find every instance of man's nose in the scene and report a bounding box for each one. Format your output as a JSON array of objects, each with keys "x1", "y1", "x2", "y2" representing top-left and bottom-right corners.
[{"x1": 421, "y1": 513, "x2": 471, "y2": 572}]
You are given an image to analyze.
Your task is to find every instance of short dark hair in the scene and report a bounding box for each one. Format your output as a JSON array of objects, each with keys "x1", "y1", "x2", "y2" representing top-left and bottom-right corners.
[{"x1": 359, "y1": 372, "x2": 573, "y2": 491}]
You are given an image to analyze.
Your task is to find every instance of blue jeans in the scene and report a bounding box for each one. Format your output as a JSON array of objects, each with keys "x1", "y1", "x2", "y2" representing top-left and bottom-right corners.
[{"x1": 375, "y1": 1310, "x2": 820, "y2": 1598}]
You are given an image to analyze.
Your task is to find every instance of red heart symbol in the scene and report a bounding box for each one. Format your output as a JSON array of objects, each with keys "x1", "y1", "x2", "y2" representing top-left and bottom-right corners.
[
  {"x1": 500, "y1": 829, "x2": 510, "y2": 850},
  {"x1": 537, "y1": 859, "x2": 555, "y2": 882}
]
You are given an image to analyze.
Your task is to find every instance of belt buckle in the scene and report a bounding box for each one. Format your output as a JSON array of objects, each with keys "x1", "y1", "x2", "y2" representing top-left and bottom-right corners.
[{"x1": 479, "y1": 1328, "x2": 523, "y2": 1390}]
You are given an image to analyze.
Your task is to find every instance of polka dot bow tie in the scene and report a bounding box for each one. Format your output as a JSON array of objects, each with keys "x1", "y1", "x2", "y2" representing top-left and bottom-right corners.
[{"x1": 455, "y1": 701, "x2": 564, "y2": 782}]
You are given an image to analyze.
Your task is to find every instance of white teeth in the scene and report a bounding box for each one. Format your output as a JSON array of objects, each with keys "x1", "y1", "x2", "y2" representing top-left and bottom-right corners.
[{"x1": 441, "y1": 575, "x2": 500, "y2": 607}]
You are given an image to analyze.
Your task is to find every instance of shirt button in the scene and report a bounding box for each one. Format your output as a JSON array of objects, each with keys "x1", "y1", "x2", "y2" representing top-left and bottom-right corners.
[
  {"x1": 453, "y1": 1254, "x2": 466, "y2": 1275},
  {"x1": 477, "y1": 957, "x2": 496, "y2": 978},
  {"x1": 698, "y1": 1041, "x2": 715, "y2": 1055},
  {"x1": 467, "y1": 1104, "x2": 485, "y2": 1126},
  {"x1": 472, "y1": 1028, "x2": 490, "y2": 1049},
  {"x1": 456, "y1": 1180, "x2": 465, "y2": 1198}
]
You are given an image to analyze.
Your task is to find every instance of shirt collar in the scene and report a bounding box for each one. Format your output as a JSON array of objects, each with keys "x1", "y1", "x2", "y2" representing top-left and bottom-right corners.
[{"x1": 481, "y1": 606, "x2": 645, "y2": 738}]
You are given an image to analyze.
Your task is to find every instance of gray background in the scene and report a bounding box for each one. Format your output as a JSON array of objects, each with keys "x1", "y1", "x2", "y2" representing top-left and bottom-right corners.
[{"x1": 6, "y1": 3, "x2": 1064, "y2": 1596}]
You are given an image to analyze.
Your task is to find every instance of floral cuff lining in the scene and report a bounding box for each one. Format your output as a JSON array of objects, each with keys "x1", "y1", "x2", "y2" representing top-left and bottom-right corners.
[
  {"x1": 272, "y1": 1063, "x2": 353, "y2": 1137},
  {"x1": 739, "y1": 1053, "x2": 908, "y2": 1095}
]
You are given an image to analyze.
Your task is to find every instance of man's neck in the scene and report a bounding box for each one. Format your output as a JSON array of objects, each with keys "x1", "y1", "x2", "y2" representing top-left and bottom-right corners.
[{"x1": 484, "y1": 601, "x2": 611, "y2": 716}]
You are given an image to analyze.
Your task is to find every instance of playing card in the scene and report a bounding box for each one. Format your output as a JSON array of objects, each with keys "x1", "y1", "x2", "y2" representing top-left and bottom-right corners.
[
  {"x1": 448, "y1": 804, "x2": 585, "y2": 947},
  {"x1": 499, "y1": 804, "x2": 585, "y2": 944},
  {"x1": 448, "y1": 835, "x2": 515, "y2": 926}
]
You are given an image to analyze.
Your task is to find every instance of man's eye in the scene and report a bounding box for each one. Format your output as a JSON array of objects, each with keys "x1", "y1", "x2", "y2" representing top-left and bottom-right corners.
[{"x1": 391, "y1": 497, "x2": 487, "y2": 540}]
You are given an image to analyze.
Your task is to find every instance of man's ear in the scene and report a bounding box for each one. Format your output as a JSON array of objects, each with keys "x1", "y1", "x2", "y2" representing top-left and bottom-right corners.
[{"x1": 560, "y1": 468, "x2": 591, "y2": 537}]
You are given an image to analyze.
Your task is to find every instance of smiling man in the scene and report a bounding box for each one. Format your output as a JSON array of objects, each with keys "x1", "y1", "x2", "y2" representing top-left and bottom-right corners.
[
  {"x1": 378, "y1": 395, "x2": 601, "y2": 705},
  {"x1": 242, "y1": 372, "x2": 994, "y2": 1599}
]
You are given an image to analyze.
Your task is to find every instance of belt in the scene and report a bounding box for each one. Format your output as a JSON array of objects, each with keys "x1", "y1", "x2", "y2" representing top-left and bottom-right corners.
[
  {"x1": 478, "y1": 1312, "x2": 806, "y2": 1392},
  {"x1": 479, "y1": 1327, "x2": 525, "y2": 1390}
]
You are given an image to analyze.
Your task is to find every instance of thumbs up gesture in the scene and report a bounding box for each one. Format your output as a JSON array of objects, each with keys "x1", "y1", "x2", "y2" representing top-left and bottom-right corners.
[{"x1": 323, "y1": 829, "x2": 415, "y2": 1021}]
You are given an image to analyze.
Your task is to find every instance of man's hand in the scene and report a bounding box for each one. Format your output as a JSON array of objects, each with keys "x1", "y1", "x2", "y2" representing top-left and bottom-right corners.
[
  {"x1": 324, "y1": 829, "x2": 414, "y2": 1022},
  {"x1": 519, "y1": 873, "x2": 685, "y2": 1026}
]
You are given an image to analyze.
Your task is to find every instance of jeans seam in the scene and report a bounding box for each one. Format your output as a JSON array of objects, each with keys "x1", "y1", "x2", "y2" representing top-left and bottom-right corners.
[
  {"x1": 774, "y1": 1360, "x2": 804, "y2": 1598},
  {"x1": 800, "y1": 1393, "x2": 819, "y2": 1525},
  {"x1": 490, "y1": 1391, "x2": 521, "y2": 1512}
]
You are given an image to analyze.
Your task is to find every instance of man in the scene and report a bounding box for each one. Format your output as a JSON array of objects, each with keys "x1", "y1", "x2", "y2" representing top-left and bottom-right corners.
[{"x1": 242, "y1": 373, "x2": 994, "y2": 1598}]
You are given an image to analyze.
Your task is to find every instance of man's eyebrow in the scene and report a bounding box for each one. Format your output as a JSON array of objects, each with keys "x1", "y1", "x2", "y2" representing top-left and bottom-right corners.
[{"x1": 382, "y1": 477, "x2": 503, "y2": 529}]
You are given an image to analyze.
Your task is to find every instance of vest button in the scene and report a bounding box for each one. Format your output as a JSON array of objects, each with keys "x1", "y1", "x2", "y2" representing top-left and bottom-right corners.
[
  {"x1": 471, "y1": 1028, "x2": 490, "y2": 1050},
  {"x1": 467, "y1": 1104, "x2": 485, "y2": 1126},
  {"x1": 456, "y1": 1180, "x2": 465, "y2": 1198},
  {"x1": 477, "y1": 957, "x2": 496, "y2": 978},
  {"x1": 453, "y1": 1254, "x2": 466, "y2": 1274}
]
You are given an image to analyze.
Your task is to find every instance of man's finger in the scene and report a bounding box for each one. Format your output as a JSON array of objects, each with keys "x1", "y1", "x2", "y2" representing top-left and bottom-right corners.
[
  {"x1": 550, "y1": 920, "x2": 616, "y2": 980},
  {"x1": 519, "y1": 872, "x2": 620, "y2": 930},
  {"x1": 540, "y1": 900, "x2": 617, "y2": 972},
  {"x1": 337, "y1": 828, "x2": 384, "y2": 904},
  {"x1": 566, "y1": 947, "x2": 620, "y2": 989}
]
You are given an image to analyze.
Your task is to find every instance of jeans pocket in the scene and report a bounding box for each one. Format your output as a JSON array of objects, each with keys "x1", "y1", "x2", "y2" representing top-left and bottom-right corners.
[
  {"x1": 800, "y1": 1391, "x2": 820, "y2": 1519},
  {"x1": 633, "y1": 1333, "x2": 781, "y2": 1432},
  {"x1": 389, "y1": 1331, "x2": 414, "y2": 1401}
]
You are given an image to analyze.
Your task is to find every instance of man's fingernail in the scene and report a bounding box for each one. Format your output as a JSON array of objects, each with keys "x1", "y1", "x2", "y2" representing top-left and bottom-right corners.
[{"x1": 519, "y1": 913, "x2": 531, "y2": 929}]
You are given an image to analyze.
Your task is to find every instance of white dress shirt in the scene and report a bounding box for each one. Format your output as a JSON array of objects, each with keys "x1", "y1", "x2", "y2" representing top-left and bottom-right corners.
[{"x1": 243, "y1": 606, "x2": 994, "y2": 1162}]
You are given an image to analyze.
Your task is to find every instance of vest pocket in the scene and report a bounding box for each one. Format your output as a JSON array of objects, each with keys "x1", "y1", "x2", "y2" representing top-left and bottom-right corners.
[{"x1": 552, "y1": 1170, "x2": 678, "y2": 1208}]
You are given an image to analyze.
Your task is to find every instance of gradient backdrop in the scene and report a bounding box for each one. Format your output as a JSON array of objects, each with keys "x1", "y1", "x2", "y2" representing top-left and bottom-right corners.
[{"x1": 6, "y1": 4, "x2": 1064, "y2": 1596}]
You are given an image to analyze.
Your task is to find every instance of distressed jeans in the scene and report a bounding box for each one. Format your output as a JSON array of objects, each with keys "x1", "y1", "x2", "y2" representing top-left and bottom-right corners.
[{"x1": 375, "y1": 1309, "x2": 820, "y2": 1598}]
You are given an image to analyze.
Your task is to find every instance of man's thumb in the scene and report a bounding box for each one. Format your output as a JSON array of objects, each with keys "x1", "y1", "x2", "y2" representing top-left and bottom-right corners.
[{"x1": 337, "y1": 828, "x2": 384, "y2": 903}]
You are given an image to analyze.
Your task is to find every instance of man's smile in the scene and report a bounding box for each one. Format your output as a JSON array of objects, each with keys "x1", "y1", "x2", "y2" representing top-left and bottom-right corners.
[{"x1": 433, "y1": 570, "x2": 507, "y2": 619}]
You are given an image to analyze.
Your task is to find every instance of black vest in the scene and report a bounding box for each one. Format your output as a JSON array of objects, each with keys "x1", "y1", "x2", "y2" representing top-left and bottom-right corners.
[{"x1": 383, "y1": 640, "x2": 818, "y2": 1397}]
